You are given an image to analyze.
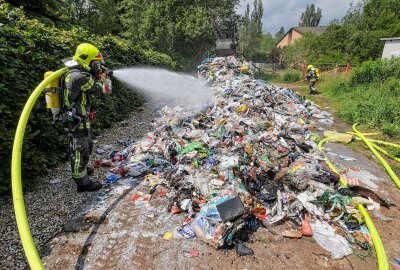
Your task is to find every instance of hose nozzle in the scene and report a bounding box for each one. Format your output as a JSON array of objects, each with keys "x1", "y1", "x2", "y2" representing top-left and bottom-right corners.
[{"x1": 101, "y1": 65, "x2": 113, "y2": 77}]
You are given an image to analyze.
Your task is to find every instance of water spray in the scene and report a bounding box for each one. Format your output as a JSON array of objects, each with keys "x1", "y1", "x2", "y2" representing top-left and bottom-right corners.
[{"x1": 112, "y1": 67, "x2": 213, "y2": 106}]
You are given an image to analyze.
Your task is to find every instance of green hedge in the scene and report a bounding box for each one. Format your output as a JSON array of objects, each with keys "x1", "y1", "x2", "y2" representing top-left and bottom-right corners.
[
  {"x1": 350, "y1": 58, "x2": 400, "y2": 85},
  {"x1": 0, "y1": 2, "x2": 175, "y2": 193},
  {"x1": 327, "y1": 58, "x2": 400, "y2": 138}
]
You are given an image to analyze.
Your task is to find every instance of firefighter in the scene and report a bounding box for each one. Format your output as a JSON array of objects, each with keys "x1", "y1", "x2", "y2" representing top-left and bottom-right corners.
[
  {"x1": 307, "y1": 65, "x2": 319, "y2": 94},
  {"x1": 62, "y1": 43, "x2": 112, "y2": 192}
]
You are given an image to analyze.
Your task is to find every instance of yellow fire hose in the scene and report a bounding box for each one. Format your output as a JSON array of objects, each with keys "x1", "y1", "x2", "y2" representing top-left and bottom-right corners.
[
  {"x1": 318, "y1": 132, "x2": 389, "y2": 270},
  {"x1": 367, "y1": 138, "x2": 400, "y2": 149},
  {"x1": 346, "y1": 131, "x2": 400, "y2": 163},
  {"x1": 318, "y1": 136, "x2": 348, "y2": 187},
  {"x1": 358, "y1": 204, "x2": 388, "y2": 270},
  {"x1": 370, "y1": 143, "x2": 400, "y2": 163},
  {"x1": 352, "y1": 123, "x2": 400, "y2": 189},
  {"x1": 11, "y1": 67, "x2": 68, "y2": 270}
]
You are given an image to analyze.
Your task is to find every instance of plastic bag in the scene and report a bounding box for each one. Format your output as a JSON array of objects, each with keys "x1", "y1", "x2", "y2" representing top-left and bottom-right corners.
[
  {"x1": 220, "y1": 155, "x2": 239, "y2": 170},
  {"x1": 311, "y1": 219, "x2": 352, "y2": 259}
]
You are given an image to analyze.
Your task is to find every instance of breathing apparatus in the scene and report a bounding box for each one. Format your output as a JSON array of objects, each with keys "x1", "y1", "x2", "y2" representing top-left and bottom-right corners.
[{"x1": 44, "y1": 43, "x2": 113, "y2": 124}]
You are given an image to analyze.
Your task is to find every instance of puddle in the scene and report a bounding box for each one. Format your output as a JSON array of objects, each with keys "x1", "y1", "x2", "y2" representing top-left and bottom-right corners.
[{"x1": 346, "y1": 169, "x2": 379, "y2": 190}]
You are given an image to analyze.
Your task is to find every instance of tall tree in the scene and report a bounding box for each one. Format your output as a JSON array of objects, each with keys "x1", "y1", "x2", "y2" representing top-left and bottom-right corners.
[
  {"x1": 299, "y1": 4, "x2": 322, "y2": 27},
  {"x1": 238, "y1": 0, "x2": 264, "y2": 60},
  {"x1": 251, "y1": 0, "x2": 263, "y2": 36}
]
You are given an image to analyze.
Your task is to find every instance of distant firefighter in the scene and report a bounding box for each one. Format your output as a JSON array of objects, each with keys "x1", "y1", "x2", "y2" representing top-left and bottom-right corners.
[{"x1": 307, "y1": 65, "x2": 320, "y2": 94}]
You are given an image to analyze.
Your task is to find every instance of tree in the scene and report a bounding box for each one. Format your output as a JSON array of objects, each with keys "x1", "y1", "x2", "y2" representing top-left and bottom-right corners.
[
  {"x1": 250, "y1": 0, "x2": 263, "y2": 36},
  {"x1": 74, "y1": 0, "x2": 123, "y2": 35},
  {"x1": 238, "y1": 0, "x2": 264, "y2": 60},
  {"x1": 275, "y1": 26, "x2": 285, "y2": 39},
  {"x1": 258, "y1": 33, "x2": 278, "y2": 62},
  {"x1": 299, "y1": 4, "x2": 322, "y2": 27},
  {"x1": 119, "y1": 0, "x2": 240, "y2": 65},
  {"x1": 6, "y1": 0, "x2": 70, "y2": 26}
]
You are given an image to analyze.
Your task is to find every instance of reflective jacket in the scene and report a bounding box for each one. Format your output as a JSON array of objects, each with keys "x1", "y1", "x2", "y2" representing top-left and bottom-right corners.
[
  {"x1": 62, "y1": 67, "x2": 103, "y2": 128},
  {"x1": 307, "y1": 68, "x2": 318, "y2": 81}
]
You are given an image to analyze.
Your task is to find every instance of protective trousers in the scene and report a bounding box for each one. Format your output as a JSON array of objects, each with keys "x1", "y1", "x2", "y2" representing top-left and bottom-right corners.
[
  {"x1": 69, "y1": 130, "x2": 93, "y2": 184},
  {"x1": 309, "y1": 78, "x2": 317, "y2": 93}
]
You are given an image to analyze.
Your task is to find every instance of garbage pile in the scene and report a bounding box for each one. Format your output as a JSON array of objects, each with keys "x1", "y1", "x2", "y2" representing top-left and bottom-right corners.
[{"x1": 96, "y1": 56, "x2": 390, "y2": 258}]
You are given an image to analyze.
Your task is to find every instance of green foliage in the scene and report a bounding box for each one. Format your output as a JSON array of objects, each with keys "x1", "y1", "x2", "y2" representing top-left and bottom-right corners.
[
  {"x1": 238, "y1": 0, "x2": 263, "y2": 60},
  {"x1": 283, "y1": 32, "x2": 323, "y2": 67},
  {"x1": 9, "y1": 0, "x2": 241, "y2": 65},
  {"x1": 0, "y1": 1, "x2": 175, "y2": 193},
  {"x1": 325, "y1": 59, "x2": 400, "y2": 138},
  {"x1": 350, "y1": 58, "x2": 400, "y2": 85},
  {"x1": 299, "y1": 4, "x2": 322, "y2": 27},
  {"x1": 329, "y1": 80, "x2": 350, "y2": 95},
  {"x1": 6, "y1": 0, "x2": 69, "y2": 25},
  {"x1": 284, "y1": 0, "x2": 400, "y2": 65},
  {"x1": 74, "y1": 0, "x2": 122, "y2": 35},
  {"x1": 119, "y1": 0, "x2": 239, "y2": 66},
  {"x1": 283, "y1": 69, "x2": 301, "y2": 83},
  {"x1": 255, "y1": 33, "x2": 281, "y2": 62},
  {"x1": 275, "y1": 26, "x2": 285, "y2": 39}
]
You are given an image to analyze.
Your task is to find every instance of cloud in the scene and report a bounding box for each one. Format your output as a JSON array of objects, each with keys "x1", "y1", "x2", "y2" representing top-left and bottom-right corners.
[{"x1": 237, "y1": 0, "x2": 354, "y2": 35}]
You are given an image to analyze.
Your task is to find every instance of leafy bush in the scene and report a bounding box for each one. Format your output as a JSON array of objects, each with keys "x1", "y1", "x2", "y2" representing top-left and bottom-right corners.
[
  {"x1": 283, "y1": 69, "x2": 301, "y2": 83},
  {"x1": 327, "y1": 80, "x2": 349, "y2": 95},
  {"x1": 350, "y1": 58, "x2": 400, "y2": 85},
  {"x1": 0, "y1": 2, "x2": 175, "y2": 193},
  {"x1": 325, "y1": 62, "x2": 400, "y2": 138},
  {"x1": 255, "y1": 72, "x2": 282, "y2": 83}
]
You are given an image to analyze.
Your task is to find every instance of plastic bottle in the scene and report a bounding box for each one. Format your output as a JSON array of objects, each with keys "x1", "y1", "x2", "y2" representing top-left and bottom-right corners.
[
  {"x1": 106, "y1": 174, "x2": 118, "y2": 183},
  {"x1": 103, "y1": 78, "x2": 112, "y2": 93}
]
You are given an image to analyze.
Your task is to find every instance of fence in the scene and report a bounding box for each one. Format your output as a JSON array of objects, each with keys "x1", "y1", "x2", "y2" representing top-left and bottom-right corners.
[{"x1": 255, "y1": 62, "x2": 355, "y2": 76}]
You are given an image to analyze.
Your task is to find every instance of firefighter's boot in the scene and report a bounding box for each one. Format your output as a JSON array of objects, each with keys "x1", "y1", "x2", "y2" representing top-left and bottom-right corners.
[{"x1": 74, "y1": 178, "x2": 102, "y2": 192}]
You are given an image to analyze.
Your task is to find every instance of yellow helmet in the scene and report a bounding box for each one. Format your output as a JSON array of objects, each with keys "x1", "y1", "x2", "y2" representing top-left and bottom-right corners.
[
  {"x1": 307, "y1": 65, "x2": 314, "y2": 70},
  {"x1": 73, "y1": 43, "x2": 103, "y2": 70}
]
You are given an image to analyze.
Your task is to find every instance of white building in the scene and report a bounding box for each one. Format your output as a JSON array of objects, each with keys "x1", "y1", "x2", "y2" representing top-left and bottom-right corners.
[{"x1": 381, "y1": 37, "x2": 400, "y2": 58}]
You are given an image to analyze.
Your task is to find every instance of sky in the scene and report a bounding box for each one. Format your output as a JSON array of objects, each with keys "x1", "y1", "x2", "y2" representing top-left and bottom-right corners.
[{"x1": 237, "y1": 0, "x2": 354, "y2": 35}]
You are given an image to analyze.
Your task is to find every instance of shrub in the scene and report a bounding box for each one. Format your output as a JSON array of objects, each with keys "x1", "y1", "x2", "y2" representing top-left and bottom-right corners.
[
  {"x1": 321, "y1": 58, "x2": 400, "y2": 139},
  {"x1": 329, "y1": 81, "x2": 350, "y2": 95},
  {"x1": 332, "y1": 79, "x2": 400, "y2": 138},
  {"x1": 283, "y1": 69, "x2": 301, "y2": 83},
  {"x1": 350, "y1": 58, "x2": 400, "y2": 85}
]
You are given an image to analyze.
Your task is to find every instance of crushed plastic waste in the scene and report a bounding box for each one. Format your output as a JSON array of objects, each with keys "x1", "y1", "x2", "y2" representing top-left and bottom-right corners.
[
  {"x1": 163, "y1": 231, "x2": 173, "y2": 241},
  {"x1": 235, "y1": 241, "x2": 254, "y2": 256},
  {"x1": 311, "y1": 219, "x2": 352, "y2": 259},
  {"x1": 49, "y1": 177, "x2": 62, "y2": 184},
  {"x1": 394, "y1": 257, "x2": 400, "y2": 267},
  {"x1": 95, "y1": 56, "x2": 393, "y2": 259},
  {"x1": 188, "y1": 249, "x2": 200, "y2": 258}
]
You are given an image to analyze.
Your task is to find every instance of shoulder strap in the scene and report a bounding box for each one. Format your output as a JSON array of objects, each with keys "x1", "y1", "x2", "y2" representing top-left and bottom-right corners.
[{"x1": 61, "y1": 69, "x2": 84, "y2": 111}]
